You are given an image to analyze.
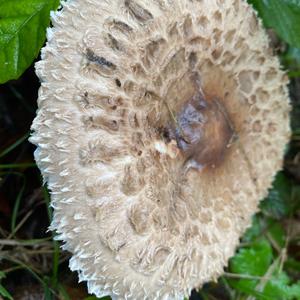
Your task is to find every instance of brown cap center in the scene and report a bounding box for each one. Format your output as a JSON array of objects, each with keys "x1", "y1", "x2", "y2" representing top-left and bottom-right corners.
[{"x1": 166, "y1": 90, "x2": 235, "y2": 171}]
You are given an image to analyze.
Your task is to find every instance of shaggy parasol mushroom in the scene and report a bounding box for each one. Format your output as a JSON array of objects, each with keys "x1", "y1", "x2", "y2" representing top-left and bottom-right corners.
[{"x1": 30, "y1": 0, "x2": 290, "y2": 299}]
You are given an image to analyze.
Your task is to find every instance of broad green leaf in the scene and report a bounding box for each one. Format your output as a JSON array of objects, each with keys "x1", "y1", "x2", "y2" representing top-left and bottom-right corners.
[
  {"x1": 260, "y1": 173, "x2": 293, "y2": 219},
  {"x1": 263, "y1": 272, "x2": 300, "y2": 300},
  {"x1": 285, "y1": 258, "x2": 300, "y2": 273},
  {"x1": 268, "y1": 222, "x2": 286, "y2": 249},
  {"x1": 0, "y1": 0, "x2": 60, "y2": 83},
  {"x1": 243, "y1": 215, "x2": 285, "y2": 247},
  {"x1": 230, "y1": 238, "x2": 273, "y2": 276},
  {"x1": 0, "y1": 285, "x2": 13, "y2": 300},
  {"x1": 242, "y1": 215, "x2": 264, "y2": 243},
  {"x1": 229, "y1": 239, "x2": 273, "y2": 292},
  {"x1": 248, "y1": 0, "x2": 300, "y2": 48}
]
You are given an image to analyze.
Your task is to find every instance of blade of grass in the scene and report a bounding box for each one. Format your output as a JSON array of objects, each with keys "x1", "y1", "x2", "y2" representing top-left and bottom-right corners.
[
  {"x1": 220, "y1": 277, "x2": 234, "y2": 300},
  {"x1": 57, "y1": 283, "x2": 71, "y2": 300},
  {"x1": 0, "y1": 285, "x2": 13, "y2": 300},
  {"x1": 10, "y1": 176, "x2": 26, "y2": 233},
  {"x1": 10, "y1": 208, "x2": 32, "y2": 238},
  {"x1": 43, "y1": 276, "x2": 54, "y2": 300},
  {"x1": 51, "y1": 241, "x2": 59, "y2": 289},
  {"x1": 0, "y1": 163, "x2": 36, "y2": 169},
  {"x1": 1, "y1": 265, "x2": 24, "y2": 274},
  {"x1": 0, "y1": 132, "x2": 30, "y2": 158},
  {"x1": 4, "y1": 257, "x2": 58, "y2": 298},
  {"x1": 0, "y1": 238, "x2": 51, "y2": 246},
  {"x1": 0, "y1": 209, "x2": 33, "y2": 252},
  {"x1": 8, "y1": 85, "x2": 35, "y2": 114},
  {"x1": 224, "y1": 272, "x2": 267, "y2": 280}
]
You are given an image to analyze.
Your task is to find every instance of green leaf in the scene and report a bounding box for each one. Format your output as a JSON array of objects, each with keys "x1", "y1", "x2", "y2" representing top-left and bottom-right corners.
[
  {"x1": 242, "y1": 215, "x2": 264, "y2": 243},
  {"x1": 263, "y1": 272, "x2": 300, "y2": 300},
  {"x1": 268, "y1": 222, "x2": 286, "y2": 249},
  {"x1": 260, "y1": 173, "x2": 293, "y2": 219},
  {"x1": 248, "y1": 0, "x2": 300, "y2": 48},
  {"x1": 285, "y1": 258, "x2": 300, "y2": 273},
  {"x1": 230, "y1": 239, "x2": 273, "y2": 276},
  {"x1": 281, "y1": 46, "x2": 300, "y2": 77},
  {"x1": 0, "y1": 0, "x2": 60, "y2": 84},
  {"x1": 0, "y1": 271, "x2": 6, "y2": 280},
  {"x1": 243, "y1": 215, "x2": 286, "y2": 247},
  {"x1": 0, "y1": 285, "x2": 13, "y2": 300},
  {"x1": 229, "y1": 239, "x2": 273, "y2": 292}
]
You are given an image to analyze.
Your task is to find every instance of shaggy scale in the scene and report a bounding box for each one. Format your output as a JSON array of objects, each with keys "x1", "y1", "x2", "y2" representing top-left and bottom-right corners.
[{"x1": 30, "y1": 0, "x2": 290, "y2": 299}]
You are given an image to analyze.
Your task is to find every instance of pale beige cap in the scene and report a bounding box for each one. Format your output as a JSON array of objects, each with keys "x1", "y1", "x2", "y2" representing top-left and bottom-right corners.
[{"x1": 30, "y1": 0, "x2": 290, "y2": 299}]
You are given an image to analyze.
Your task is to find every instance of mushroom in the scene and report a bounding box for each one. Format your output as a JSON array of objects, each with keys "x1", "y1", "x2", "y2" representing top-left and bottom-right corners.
[{"x1": 30, "y1": 0, "x2": 291, "y2": 299}]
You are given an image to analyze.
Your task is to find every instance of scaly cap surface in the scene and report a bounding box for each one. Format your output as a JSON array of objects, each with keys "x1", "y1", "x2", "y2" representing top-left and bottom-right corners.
[{"x1": 30, "y1": 0, "x2": 290, "y2": 299}]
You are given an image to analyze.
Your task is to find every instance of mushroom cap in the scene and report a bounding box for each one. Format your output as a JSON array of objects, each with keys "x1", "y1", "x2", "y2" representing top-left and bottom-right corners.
[{"x1": 30, "y1": 0, "x2": 290, "y2": 299}]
